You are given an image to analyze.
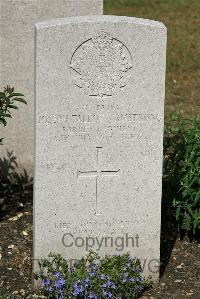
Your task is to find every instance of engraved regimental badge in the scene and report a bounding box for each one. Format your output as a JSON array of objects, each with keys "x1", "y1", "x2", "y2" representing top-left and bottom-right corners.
[{"x1": 70, "y1": 30, "x2": 133, "y2": 98}]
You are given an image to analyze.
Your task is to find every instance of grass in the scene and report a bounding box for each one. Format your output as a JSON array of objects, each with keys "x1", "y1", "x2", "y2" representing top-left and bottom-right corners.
[{"x1": 104, "y1": 0, "x2": 200, "y2": 115}]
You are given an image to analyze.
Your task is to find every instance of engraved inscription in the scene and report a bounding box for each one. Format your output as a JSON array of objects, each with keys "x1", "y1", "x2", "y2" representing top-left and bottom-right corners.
[
  {"x1": 38, "y1": 105, "x2": 161, "y2": 144},
  {"x1": 70, "y1": 30, "x2": 133, "y2": 98},
  {"x1": 77, "y1": 147, "x2": 120, "y2": 215}
]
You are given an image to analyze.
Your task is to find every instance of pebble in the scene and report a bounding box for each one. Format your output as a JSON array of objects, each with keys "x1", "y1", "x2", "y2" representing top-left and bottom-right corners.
[
  {"x1": 20, "y1": 289, "x2": 25, "y2": 296},
  {"x1": 8, "y1": 244, "x2": 15, "y2": 249},
  {"x1": 0, "y1": 253, "x2": 2, "y2": 260},
  {"x1": 177, "y1": 263, "x2": 184, "y2": 269},
  {"x1": 161, "y1": 282, "x2": 165, "y2": 286},
  {"x1": 174, "y1": 279, "x2": 182, "y2": 283},
  {"x1": 9, "y1": 213, "x2": 23, "y2": 221}
]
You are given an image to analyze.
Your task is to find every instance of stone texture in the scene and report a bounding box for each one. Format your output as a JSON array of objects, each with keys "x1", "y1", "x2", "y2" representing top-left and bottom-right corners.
[
  {"x1": 0, "y1": 0, "x2": 103, "y2": 175},
  {"x1": 34, "y1": 15, "x2": 167, "y2": 280}
]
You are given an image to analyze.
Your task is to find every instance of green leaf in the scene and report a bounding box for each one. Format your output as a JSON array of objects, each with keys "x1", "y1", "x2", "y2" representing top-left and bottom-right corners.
[
  {"x1": 175, "y1": 206, "x2": 181, "y2": 220},
  {"x1": 184, "y1": 213, "x2": 191, "y2": 231},
  {"x1": 12, "y1": 97, "x2": 27, "y2": 104},
  {"x1": 186, "y1": 205, "x2": 194, "y2": 217},
  {"x1": 8, "y1": 104, "x2": 18, "y2": 109},
  {"x1": 0, "y1": 92, "x2": 6, "y2": 99},
  {"x1": 7, "y1": 92, "x2": 24, "y2": 98},
  {"x1": 1, "y1": 119, "x2": 7, "y2": 126}
]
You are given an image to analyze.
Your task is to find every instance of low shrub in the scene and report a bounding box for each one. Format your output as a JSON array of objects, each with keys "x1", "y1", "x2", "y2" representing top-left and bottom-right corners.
[
  {"x1": 0, "y1": 85, "x2": 27, "y2": 144},
  {"x1": 35, "y1": 251, "x2": 150, "y2": 299},
  {"x1": 0, "y1": 86, "x2": 30, "y2": 215},
  {"x1": 164, "y1": 111, "x2": 200, "y2": 234}
]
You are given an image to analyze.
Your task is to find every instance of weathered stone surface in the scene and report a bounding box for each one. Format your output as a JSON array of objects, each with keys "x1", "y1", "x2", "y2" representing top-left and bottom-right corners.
[
  {"x1": 0, "y1": 0, "x2": 103, "y2": 174},
  {"x1": 34, "y1": 15, "x2": 167, "y2": 280}
]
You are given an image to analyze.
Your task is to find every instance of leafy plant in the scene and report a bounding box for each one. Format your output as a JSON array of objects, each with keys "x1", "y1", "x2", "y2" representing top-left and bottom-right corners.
[
  {"x1": 0, "y1": 85, "x2": 27, "y2": 144},
  {"x1": 0, "y1": 88, "x2": 30, "y2": 217},
  {"x1": 35, "y1": 251, "x2": 149, "y2": 299},
  {"x1": 164, "y1": 111, "x2": 200, "y2": 234}
]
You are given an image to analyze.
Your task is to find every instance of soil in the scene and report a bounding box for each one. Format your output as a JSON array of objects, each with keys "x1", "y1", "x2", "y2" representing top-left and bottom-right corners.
[{"x1": 0, "y1": 196, "x2": 199, "y2": 299}]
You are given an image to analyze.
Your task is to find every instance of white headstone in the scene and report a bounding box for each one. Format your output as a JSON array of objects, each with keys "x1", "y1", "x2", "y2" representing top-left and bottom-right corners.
[
  {"x1": 34, "y1": 15, "x2": 167, "y2": 280},
  {"x1": 0, "y1": 0, "x2": 103, "y2": 174}
]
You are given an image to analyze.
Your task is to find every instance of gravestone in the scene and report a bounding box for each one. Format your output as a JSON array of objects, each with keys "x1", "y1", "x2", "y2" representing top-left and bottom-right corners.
[
  {"x1": 34, "y1": 15, "x2": 167, "y2": 280},
  {"x1": 0, "y1": 0, "x2": 103, "y2": 175}
]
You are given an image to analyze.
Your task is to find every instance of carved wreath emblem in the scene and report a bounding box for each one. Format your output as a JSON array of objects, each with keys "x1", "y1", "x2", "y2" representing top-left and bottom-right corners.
[{"x1": 70, "y1": 30, "x2": 133, "y2": 98}]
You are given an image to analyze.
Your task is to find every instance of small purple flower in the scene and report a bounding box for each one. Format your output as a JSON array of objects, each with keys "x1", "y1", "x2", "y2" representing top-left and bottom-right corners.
[
  {"x1": 103, "y1": 290, "x2": 113, "y2": 298},
  {"x1": 107, "y1": 280, "x2": 113, "y2": 287},
  {"x1": 135, "y1": 276, "x2": 142, "y2": 282},
  {"x1": 55, "y1": 278, "x2": 65, "y2": 290},
  {"x1": 54, "y1": 271, "x2": 61, "y2": 278},
  {"x1": 89, "y1": 271, "x2": 95, "y2": 277},
  {"x1": 101, "y1": 283, "x2": 107, "y2": 288},
  {"x1": 42, "y1": 278, "x2": 51, "y2": 286},
  {"x1": 136, "y1": 285, "x2": 144, "y2": 291},
  {"x1": 84, "y1": 277, "x2": 90, "y2": 288},
  {"x1": 85, "y1": 277, "x2": 90, "y2": 283},
  {"x1": 89, "y1": 262, "x2": 97, "y2": 269},
  {"x1": 72, "y1": 281, "x2": 84, "y2": 296},
  {"x1": 88, "y1": 291, "x2": 98, "y2": 299}
]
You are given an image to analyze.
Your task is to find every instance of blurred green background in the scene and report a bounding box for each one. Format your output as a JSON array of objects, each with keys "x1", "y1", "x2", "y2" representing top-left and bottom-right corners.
[{"x1": 104, "y1": 0, "x2": 200, "y2": 115}]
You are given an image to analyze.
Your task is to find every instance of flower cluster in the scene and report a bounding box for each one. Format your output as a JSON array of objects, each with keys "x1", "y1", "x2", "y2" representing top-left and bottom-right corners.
[
  {"x1": 42, "y1": 271, "x2": 65, "y2": 299},
  {"x1": 36, "y1": 252, "x2": 149, "y2": 299},
  {"x1": 100, "y1": 274, "x2": 117, "y2": 298}
]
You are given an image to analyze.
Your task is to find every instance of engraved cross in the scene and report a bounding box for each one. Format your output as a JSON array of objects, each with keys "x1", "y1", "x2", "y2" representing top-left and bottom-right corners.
[{"x1": 77, "y1": 147, "x2": 120, "y2": 215}]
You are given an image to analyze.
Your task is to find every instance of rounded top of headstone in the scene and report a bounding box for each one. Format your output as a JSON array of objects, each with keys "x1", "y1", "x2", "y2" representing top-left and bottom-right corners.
[{"x1": 35, "y1": 15, "x2": 167, "y2": 31}]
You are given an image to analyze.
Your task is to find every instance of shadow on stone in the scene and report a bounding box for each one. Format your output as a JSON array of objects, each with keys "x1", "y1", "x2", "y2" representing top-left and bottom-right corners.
[{"x1": 0, "y1": 150, "x2": 33, "y2": 221}]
